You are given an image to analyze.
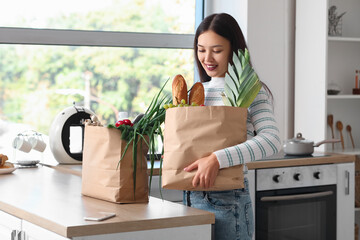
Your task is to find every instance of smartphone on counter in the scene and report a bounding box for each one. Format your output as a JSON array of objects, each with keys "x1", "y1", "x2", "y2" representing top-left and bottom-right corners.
[{"x1": 84, "y1": 212, "x2": 116, "y2": 221}]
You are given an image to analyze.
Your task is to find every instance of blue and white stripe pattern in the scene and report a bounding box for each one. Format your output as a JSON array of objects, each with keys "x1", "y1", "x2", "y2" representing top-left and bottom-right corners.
[{"x1": 203, "y1": 77, "x2": 281, "y2": 169}]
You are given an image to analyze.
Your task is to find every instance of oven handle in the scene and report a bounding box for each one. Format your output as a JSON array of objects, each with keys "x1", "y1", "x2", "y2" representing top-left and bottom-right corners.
[{"x1": 260, "y1": 190, "x2": 334, "y2": 202}]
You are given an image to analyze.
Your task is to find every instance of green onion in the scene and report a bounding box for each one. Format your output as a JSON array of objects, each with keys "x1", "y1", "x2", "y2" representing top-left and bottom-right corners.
[{"x1": 108, "y1": 78, "x2": 171, "y2": 197}]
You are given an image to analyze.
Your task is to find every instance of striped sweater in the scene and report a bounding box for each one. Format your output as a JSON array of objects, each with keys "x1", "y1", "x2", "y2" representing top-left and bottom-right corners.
[{"x1": 203, "y1": 77, "x2": 281, "y2": 169}]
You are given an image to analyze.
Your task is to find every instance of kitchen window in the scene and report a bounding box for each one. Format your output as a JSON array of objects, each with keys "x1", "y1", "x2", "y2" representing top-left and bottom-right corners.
[{"x1": 0, "y1": 0, "x2": 202, "y2": 155}]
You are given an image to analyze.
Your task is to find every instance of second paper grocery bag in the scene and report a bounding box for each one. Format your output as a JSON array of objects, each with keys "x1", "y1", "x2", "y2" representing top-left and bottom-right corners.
[
  {"x1": 162, "y1": 106, "x2": 247, "y2": 191},
  {"x1": 81, "y1": 125, "x2": 149, "y2": 203}
]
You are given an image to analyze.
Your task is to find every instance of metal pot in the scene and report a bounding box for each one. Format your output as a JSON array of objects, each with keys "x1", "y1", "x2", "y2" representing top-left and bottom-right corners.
[{"x1": 283, "y1": 133, "x2": 340, "y2": 156}]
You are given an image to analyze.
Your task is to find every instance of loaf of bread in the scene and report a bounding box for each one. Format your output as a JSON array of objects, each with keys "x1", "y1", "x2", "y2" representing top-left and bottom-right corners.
[
  {"x1": 0, "y1": 154, "x2": 13, "y2": 168},
  {"x1": 172, "y1": 74, "x2": 188, "y2": 105},
  {"x1": 189, "y1": 82, "x2": 205, "y2": 106}
]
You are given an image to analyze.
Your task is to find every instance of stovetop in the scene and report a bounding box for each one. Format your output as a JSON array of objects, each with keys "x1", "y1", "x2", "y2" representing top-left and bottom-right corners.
[{"x1": 259, "y1": 150, "x2": 329, "y2": 161}]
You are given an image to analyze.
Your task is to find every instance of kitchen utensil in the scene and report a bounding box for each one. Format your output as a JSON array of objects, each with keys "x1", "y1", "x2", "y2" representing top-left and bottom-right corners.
[
  {"x1": 336, "y1": 121, "x2": 345, "y2": 150},
  {"x1": 327, "y1": 114, "x2": 335, "y2": 149},
  {"x1": 346, "y1": 125, "x2": 355, "y2": 148},
  {"x1": 283, "y1": 133, "x2": 341, "y2": 156}
]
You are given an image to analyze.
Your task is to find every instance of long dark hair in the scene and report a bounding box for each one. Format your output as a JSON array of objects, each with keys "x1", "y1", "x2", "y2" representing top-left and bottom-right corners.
[
  {"x1": 194, "y1": 13, "x2": 272, "y2": 99},
  {"x1": 194, "y1": 13, "x2": 247, "y2": 83}
]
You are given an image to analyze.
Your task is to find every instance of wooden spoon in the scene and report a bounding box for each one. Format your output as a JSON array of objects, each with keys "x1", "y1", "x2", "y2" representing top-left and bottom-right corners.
[
  {"x1": 327, "y1": 114, "x2": 335, "y2": 149},
  {"x1": 346, "y1": 125, "x2": 355, "y2": 149},
  {"x1": 336, "y1": 121, "x2": 345, "y2": 150}
]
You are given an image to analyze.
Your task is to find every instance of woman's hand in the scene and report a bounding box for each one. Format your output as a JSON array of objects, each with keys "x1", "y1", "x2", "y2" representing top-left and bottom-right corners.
[{"x1": 183, "y1": 153, "x2": 220, "y2": 189}]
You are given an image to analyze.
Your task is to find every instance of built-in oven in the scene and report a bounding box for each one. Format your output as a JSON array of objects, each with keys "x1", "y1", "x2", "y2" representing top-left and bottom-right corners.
[{"x1": 253, "y1": 163, "x2": 354, "y2": 240}]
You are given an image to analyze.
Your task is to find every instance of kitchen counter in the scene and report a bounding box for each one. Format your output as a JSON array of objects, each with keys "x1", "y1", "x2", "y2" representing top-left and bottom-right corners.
[
  {"x1": 0, "y1": 166, "x2": 214, "y2": 239},
  {"x1": 46, "y1": 151, "x2": 356, "y2": 176},
  {"x1": 1, "y1": 152, "x2": 355, "y2": 239},
  {"x1": 41, "y1": 160, "x2": 161, "y2": 177},
  {"x1": 246, "y1": 151, "x2": 356, "y2": 170}
]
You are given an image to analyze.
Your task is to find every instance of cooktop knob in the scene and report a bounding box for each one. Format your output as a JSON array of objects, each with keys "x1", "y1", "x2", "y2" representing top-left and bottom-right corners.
[
  {"x1": 272, "y1": 174, "x2": 282, "y2": 183},
  {"x1": 314, "y1": 171, "x2": 321, "y2": 179},
  {"x1": 293, "y1": 173, "x2": 302, "y2": 181}
]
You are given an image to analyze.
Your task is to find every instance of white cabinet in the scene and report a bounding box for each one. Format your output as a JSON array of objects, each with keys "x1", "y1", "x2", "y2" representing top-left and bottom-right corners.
[
  {"x1": 0, "y1": 210, "x2": 21, "y2": 240},
  {"x1": 337, "y1": 162, "x2": 355, "y2": 240},
  {"x1": 0, "y1": 209, "x2": 211, "y2": 240},
  {"x1": 0, "y1": 210, "x2": 69, "y2": 240},
  {"x1": 295, "y1": 0, "x2": 360, "y2": 154},
  {"x1": 22, "y1": 221, "x2": 69, "y2": 240}
]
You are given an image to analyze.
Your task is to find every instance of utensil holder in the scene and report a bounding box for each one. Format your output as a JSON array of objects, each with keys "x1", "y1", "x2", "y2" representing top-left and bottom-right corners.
[{"x1": 353, "y1": 88, "x2": 360, "y2": 95}]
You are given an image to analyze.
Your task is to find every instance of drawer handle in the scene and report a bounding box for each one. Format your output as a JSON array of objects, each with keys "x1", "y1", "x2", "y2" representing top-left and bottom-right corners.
[
  {"x1": 11, "y1": 230, "x2": 17, "y2": 240},
  {"x1": 345, "y1": 170, "x2": 350, "y2": 195},
  {"x1": 260, "y1": 190, "x2": 333, "y2": 202}
]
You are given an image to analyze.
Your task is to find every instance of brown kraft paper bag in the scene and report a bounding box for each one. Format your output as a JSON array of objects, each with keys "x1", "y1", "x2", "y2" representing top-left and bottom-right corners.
[
  {"x1": 162, "y1": 106, "x2": 247, "y2": 191},
  {"x1": 81, "y1": 125, "x2": 149, "y2": 203}
]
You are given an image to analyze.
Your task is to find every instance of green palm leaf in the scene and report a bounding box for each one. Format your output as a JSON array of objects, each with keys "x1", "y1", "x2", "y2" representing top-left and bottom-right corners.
[
  {"x1": 226, "y1": 63, "x2": 240, "y2": 90},
  {"x1": 224, "y1": 82, "x2": 236, "y2": 104},
  {"x1": 232, "y1": 52, "x2": 241, "y2": 79},
  {"x1": 236, "y1": 74, "x2": 262, "y2": 107},
  {"x1": 222, "y1": 49, "x2": 261, "y2": 108},
  {"x1": 221, "y1": 92, "x2": 232, "y2": 106}
]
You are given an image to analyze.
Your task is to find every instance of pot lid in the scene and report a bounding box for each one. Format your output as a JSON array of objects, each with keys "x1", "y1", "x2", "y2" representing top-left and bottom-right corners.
[{"x1": 286, "y1": 133, "x2": 314, "y2": 144}]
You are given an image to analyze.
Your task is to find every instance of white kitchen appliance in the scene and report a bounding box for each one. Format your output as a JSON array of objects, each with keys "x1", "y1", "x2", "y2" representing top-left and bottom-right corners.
[
  {"x1": 254, "y1": 160, "x2": 354, "y2": 240},
  {"x1": 49, "y1": 106, "x2": 95, "y2": 164}
]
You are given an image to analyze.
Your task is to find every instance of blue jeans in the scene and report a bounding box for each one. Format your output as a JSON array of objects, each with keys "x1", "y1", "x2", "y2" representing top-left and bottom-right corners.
[{"x1": 183, "y1": 178, "x2": 254, "y2": 240}]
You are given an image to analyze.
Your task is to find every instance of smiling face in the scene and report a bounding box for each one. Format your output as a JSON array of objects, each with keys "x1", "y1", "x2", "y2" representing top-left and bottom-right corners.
[{"x1": 197, "y1": 30, "x2": 231, "y2": 78}]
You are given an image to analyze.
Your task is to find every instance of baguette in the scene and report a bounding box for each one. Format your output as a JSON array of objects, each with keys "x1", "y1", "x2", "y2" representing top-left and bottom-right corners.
[
  {"x1": 172, "y1": 74, "x2": 188, "y2": 105},
  {"x1": 189, "y1": 82, "x2": 205, "y2": 106}
]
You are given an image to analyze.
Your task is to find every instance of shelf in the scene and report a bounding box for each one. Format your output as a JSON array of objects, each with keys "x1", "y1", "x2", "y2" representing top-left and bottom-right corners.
[
  {"x1": 327, "y1": 94, "x2": 360, "y2": 99},
  {"x1": 328, "y1": 36, "x2": 360, "y2": 42}
]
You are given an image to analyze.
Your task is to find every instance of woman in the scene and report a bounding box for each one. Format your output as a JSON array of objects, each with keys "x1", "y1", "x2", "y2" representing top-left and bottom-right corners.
[{"x1": 183, "y1": 13, "x2": 281, "y2": 240}]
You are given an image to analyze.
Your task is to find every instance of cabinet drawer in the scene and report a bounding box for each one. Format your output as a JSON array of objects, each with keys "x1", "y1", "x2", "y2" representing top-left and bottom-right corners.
[
  {"x1": 22, "y1": 220, "x2": 70, "y2": 240},
  {"x1": 0, "y1": 210, "x2": 21, "y2": 240}
]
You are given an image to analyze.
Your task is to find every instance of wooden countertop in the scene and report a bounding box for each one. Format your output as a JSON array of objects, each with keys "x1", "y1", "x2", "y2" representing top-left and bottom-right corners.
[
  {"x1": 40, "y1": 160, "x2": 161, "y2": 177},
  {"x1": 0, "y1": 166, "x2": 214, "y2": 238},
  {"x1": 5, "y1": 151, "x2": 351, "y2": 238},
  {"x1": 47, "y1": 152, "x2": 356, "y2": 176},
  {"x1": 246, "y1": 151, "x2": 356, "y2": 170}
]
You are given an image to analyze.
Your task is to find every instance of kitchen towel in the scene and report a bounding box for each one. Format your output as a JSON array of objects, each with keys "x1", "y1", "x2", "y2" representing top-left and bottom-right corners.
[
  {"x1": 81, "y1": 125, "x2": 149, "y2": 203},
  {"x1": 162, "y1": 106, "x2": 247, "y2": 191}
]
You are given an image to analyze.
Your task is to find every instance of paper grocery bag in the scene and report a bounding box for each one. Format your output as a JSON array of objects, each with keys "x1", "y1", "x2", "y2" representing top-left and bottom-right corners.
[
  {"x1": 81, "y1": 125, "x2": 149, "y2": 203},
  {"x1": 162, "y1": 106, "x2": 247, "y2": 191}
]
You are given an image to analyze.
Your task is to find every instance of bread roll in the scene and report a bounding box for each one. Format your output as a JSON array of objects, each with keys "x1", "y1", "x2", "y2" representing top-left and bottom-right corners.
[
  {"x1": 0, "y1": 154, "x2": 8, "y2": 167},
  {"x1": 0, "y1": 154, "x2": 12, "y2": 168},
  {"x1": 172, "y1": 74, "x2": 188, "y2": 105},
  {"x1": 189, "y1": 82, "x2": 205, "y2": 106}
]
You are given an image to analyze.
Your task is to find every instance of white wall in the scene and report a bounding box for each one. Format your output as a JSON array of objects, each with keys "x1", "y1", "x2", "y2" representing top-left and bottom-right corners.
[
  {"x1": 204, "y1": 0, "x2": 248, "y2": 39},
  {"x1": 204, "y1": 0, "x2": 296, "y2": 142}
]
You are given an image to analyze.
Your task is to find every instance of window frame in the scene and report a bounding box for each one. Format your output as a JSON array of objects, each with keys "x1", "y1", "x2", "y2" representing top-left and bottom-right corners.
[
  {"x1": 0, "y1": 27, "x2": 194, "y2": 49},
  {"x1": 0, "y1": 0, "x2": 205, "y2": 49}
]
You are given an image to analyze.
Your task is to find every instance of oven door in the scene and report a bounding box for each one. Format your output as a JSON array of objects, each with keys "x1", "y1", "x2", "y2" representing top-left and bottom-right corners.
[{"x1": 256, "y1": 185, "x2": 336, "y2": 240}]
